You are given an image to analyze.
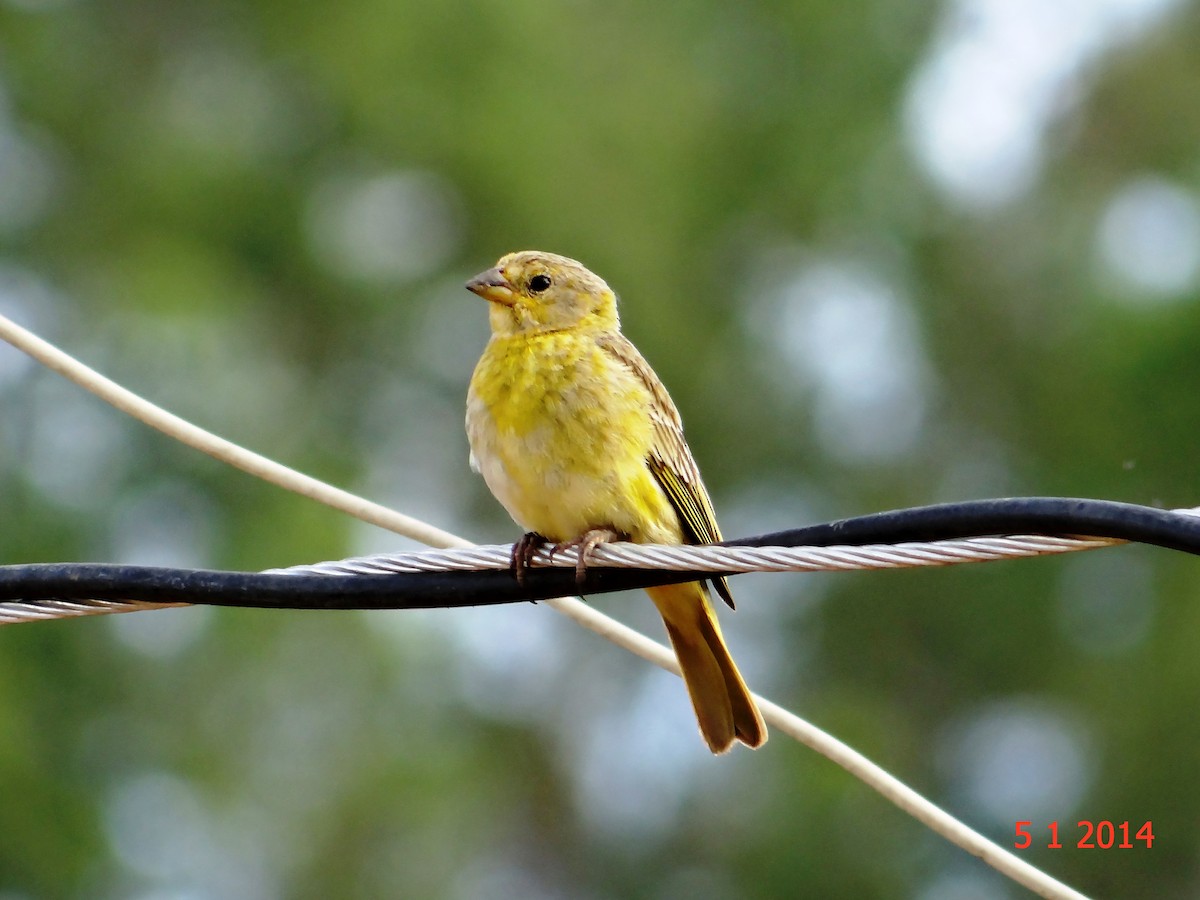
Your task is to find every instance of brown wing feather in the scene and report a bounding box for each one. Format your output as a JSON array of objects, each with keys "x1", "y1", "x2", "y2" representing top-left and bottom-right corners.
[{"x1": 597, "y1": 333, "x2": 735, "y2": 609}]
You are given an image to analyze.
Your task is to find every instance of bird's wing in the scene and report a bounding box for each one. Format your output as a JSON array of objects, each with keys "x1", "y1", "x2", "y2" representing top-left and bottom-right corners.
[{"x1": 597, "y1": 332, "x2": 735, "y2": 609}]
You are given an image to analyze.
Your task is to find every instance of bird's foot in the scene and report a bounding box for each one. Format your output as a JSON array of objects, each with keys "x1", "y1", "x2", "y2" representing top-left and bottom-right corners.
[
  {"x1": 550, "y1": 528, "x2": 627, "y2": 585},
  {"x1": 511, "y1": 532, "x2": 549, "y2": 588}
]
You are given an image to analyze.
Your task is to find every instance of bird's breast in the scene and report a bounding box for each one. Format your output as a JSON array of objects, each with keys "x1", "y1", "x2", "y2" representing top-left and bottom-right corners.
[{"x1": 466, "y1": 331, "x2": 663, "y2": 539}]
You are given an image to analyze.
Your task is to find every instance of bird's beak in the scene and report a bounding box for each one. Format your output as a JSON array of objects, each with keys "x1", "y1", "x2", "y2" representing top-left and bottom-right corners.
[{"x1": 465, "y1": 267, "x2": 516, "y2": 306}]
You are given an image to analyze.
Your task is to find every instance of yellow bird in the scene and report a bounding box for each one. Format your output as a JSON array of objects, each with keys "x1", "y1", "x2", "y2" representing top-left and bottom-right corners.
[{"x1": 465, "y1": 250, "x2": 766, "y2": 753}]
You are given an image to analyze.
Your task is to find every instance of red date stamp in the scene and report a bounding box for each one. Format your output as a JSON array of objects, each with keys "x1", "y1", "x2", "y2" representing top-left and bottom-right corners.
[{"x1": 1014, "y1": 821, "x2": 1154, "y2": 849}]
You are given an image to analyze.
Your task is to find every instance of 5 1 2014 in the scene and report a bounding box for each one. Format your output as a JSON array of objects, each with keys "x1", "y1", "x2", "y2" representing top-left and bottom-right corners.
[{"x1": 1014, "y1": 820, "x2": 1154, "y2": 850}]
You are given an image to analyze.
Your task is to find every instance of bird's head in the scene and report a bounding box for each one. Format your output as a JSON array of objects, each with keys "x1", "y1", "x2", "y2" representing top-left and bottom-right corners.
[{"x1": 466, "y1": 251, "x2": 619, "y2": 336}]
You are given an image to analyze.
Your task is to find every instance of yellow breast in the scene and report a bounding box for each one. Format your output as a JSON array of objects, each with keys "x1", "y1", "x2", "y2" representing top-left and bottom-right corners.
[{"x1": 466, "y1": 329, "x2": 677, "y2": 542}]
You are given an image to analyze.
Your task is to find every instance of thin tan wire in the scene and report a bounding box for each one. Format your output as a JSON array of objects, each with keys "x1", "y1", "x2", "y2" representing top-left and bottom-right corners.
[{"x1": 0, "y1": 311, "x2": 1089, "y2": 900}]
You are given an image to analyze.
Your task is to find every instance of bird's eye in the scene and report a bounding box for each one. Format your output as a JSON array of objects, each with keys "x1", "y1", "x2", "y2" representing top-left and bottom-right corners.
[{"x1": 528, "y1": 274, "x2": 552, "y2": 294}]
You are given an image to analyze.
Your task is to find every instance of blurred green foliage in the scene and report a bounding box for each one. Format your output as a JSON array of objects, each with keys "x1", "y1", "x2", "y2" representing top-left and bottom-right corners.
[{"x1": 1, "y1": 0, "x2": 1199, "y2": 896}]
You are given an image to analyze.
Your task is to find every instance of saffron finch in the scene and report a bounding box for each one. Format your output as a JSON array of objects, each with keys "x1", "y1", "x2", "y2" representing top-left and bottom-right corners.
[{"x1": 464, "y1": 250, "x2": 766, "y2": 753}]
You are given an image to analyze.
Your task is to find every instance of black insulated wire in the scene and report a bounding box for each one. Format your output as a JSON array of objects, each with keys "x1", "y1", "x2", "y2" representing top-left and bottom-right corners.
[{"x1": 1, "y1": 498, "x2": 1197, "y2": 612}]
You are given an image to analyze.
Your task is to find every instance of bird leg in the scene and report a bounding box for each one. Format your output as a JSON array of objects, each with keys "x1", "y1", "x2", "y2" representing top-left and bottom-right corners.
[
  {"x1": 511, "y1": 532, "x2": 549, "y2": 588},
  {"x1": 550, "y1": 527, "x2": 628, "y2": 584}
]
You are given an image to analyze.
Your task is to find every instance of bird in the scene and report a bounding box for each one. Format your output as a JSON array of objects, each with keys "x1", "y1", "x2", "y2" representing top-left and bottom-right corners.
[{"x1": 464, "y1": 250, "x2": 766, "y2": 753}]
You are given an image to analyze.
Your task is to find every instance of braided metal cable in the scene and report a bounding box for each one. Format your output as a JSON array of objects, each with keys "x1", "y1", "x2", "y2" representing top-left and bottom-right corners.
[
  {"x1": 269, "y1": 532, "x2": 1115, "y2": 578},
  {"x1": 0, "y1": 598, "x2": 184, "y2": 624}
]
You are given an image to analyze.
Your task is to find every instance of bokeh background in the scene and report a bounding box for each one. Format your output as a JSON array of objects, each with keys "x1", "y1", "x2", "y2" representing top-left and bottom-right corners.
[{"x1": 1, "y1": 0, "x2": 1198, "y2": 896}]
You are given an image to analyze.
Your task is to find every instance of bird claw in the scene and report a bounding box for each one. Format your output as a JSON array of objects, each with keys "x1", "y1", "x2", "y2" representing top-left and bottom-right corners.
[
  {"x1": 511, "y1": 532, "x2": 548, "y2": 588},
  {"x1": 549, "y1": 528, "x2": 626, "y2": 585}
]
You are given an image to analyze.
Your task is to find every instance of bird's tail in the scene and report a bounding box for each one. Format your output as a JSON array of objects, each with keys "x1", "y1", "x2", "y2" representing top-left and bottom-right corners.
[{"x1": 646, "y1": 582, "x2": 767, "y2": 753}]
